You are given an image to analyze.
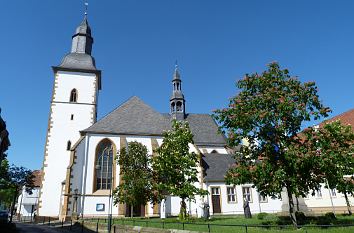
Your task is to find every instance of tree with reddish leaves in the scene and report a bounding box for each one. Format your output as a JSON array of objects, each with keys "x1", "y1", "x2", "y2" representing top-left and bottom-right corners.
[
  {"x1": 213, "y1": 62, "x2": 330, "y2": 227},
  {"x1": 304, "y1": 121, "x2": 354, "y2": 215}
]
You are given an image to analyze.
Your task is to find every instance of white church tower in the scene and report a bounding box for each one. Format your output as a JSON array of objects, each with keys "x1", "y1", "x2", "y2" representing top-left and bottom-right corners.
[{"x1": 38, "y1": 15, "x2": 101, "y2": 217}]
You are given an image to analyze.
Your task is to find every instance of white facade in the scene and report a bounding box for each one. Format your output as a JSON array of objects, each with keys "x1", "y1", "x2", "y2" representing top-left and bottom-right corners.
[
  {"x1": 16, "y1": 187, "x2": 40, "y2": 221},
  {"x1": 39, "y1": 71, "x2": 100, "y2": 217},
  {"x1": 61, "y1": 133, "x2": 207, "y2": 218}
]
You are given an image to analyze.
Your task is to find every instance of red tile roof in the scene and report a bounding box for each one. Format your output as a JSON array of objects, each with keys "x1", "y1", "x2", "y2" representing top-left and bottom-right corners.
[
  {"x1": 319, "y1": 109, "x2": 354, "y2": 129},
  {"x1": 32, "y1": 170, "x2": 42, "y2": 187}
]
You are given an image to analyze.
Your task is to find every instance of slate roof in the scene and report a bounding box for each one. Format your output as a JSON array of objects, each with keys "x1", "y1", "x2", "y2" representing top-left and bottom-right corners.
[
  {"x1": 58, "y1": 53, "x2": 97, "y2": 70},
  {"x1": 82, "y1": 96, "x2": 226, "y2": 146},
  {"x1": 202, "y1": 153, "x2": 235, "y2": 182}
]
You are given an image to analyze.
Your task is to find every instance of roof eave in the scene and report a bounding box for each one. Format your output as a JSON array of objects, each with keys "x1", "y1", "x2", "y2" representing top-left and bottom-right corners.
[{"x1": 80, "y1": 130, "x2": 164, "y2": 137}]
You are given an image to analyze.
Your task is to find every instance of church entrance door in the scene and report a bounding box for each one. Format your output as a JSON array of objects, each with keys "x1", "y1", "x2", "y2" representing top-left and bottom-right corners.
[{"x1": 125, "y1": 204, "x2": 145, "y2": 217}]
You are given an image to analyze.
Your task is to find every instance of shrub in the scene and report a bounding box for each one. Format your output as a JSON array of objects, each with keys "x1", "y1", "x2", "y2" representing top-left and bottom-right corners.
[
  {"x1": 316, "y1": 216, "x2": 332, "y2": 227},
  {"x1": 324, "y1": 212, "x2": 336, "y2": 220},
  {"x1": 257, "y1": 212, "x2": 269, "y2": 220}
]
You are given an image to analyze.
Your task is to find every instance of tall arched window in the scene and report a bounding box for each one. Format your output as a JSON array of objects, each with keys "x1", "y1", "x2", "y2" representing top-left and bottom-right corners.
[
  {"x1": 94, "y1": 139, "x2": 114, "y2": 191},
  {"x1": 66, "y1": 141, "x2": 71, "y2": 151},
  {"x1": 70, "y1": 89, "x2": 78, "y2": 102}
]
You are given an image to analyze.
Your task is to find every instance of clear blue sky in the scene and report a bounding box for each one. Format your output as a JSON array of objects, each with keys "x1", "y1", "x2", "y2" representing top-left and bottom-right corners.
[{"x1": 1, "y1": 0, "x2": 354, "y2": 170}]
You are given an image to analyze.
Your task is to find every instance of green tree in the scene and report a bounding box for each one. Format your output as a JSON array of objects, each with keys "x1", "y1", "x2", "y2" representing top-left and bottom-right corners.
[
  {"x1": 152, "y1": 120, "x2": 207, "y2": 220},
  {"x1": 0, "y1": 160, "x2": 34, "y2": 222},
  {"x1": 113, "y1": 141, "x2": 152, "y2": 217},
  {"x1": 213, "y1": 62, "x2": 330, "y2": 227},
  {"x1": 304, "y1": 120, "x2": 354, "y2": 215}
]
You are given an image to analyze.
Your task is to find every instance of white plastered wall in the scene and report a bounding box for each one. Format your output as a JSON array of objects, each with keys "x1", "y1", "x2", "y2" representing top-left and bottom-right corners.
[
  {"x1": 70, "y1": 134, "x2": 211, "y2": 217},
  {"x1": 39, "y1": 71, "x2": 99, "y2": 217},
  {"x1": 71, "y1": 134, "x2": 165, "y2": 217},
  {"x1": 204, "y1": 182, "x2": 283, "y2": 215}
]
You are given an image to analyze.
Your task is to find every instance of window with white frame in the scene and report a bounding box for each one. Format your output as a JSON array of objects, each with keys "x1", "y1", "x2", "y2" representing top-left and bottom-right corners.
[
  {"x1": 330, "y1": 188, "x2": 337, "y2": 197},
  {"x1": 211, "y1": 187, "x2": 220, "y2": 195},
  {"x1": 316, "y1": 188, "x2": 322, "y2": 198},
  {"x1": 259, "y1": 194, "x2": 268, "y2": 203},
  {"x1": 242, "y1": 186, "x2": 252, "y2": 202},
  {"x1": 227, "y1": 187, "x2": 237, "y2": 203}
]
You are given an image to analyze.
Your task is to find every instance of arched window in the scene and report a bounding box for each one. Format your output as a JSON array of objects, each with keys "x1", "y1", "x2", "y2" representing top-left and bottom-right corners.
[
  {"x1": 210, "y1": 150, "x2": 218, "y2": 153},
  {"x1": 66, "y1": 141, "x2": 71, "y2": 151},
  {"x1": 94, "y1": 139, "x2": 114, "y2": 191},
  {"x1": 171, "y1": 102, "x2": 176, "y2": 113},
  {"x1": 70, "y1": 89, "x2": 78, "y2": 102},
  {"x1": 176, "y1": 101, "x2": 182, "y2": 112},
  {"x1": 177, "y1": 83, "x2": 180, "y2": 90}
]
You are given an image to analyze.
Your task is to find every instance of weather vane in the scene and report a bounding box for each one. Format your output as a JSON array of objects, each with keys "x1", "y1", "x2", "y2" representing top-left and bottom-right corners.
[
  {"x1": 175, "y1": 60, "x2": 178, "y2": 69},
  {"x1": 84, "y1": 1, "x2": 88, "y2": 16}
]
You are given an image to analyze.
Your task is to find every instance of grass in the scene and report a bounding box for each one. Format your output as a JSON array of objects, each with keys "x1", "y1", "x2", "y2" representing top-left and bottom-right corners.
[{"x1": 85, "y1": 214, "x2": 354, "y2": 233}]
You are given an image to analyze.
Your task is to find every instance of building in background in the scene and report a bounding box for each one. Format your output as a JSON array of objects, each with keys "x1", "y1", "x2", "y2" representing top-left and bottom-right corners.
[{"x1": 16, "y1": 170, "x2": 42, "y2": 221}]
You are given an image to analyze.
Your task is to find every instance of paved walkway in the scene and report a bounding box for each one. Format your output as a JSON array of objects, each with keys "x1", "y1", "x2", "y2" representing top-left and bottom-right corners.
[{"x1": 16, "y1": 222, "x2": 64, "y2": 233}]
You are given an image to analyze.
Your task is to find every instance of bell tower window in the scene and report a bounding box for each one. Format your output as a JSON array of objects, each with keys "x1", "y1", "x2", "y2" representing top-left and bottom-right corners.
[
  {"x1": 70, "y1": 89, "x2": 78, "y2": 102},
  {"x1": 171, "y1": 102, "x2": 176, "y2": 113},
  {"x1": 176, "y1": 101, "x2": 182, "y2": 112}
]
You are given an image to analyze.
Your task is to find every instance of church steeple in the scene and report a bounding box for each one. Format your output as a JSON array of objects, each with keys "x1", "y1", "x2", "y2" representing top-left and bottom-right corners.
[
  {"x1": 57, "y1": 14, "x2": 97, "y2": 71},
  {"x1": 170, "y1": 63, "x2": 186, "y2": 120},
  {"x1": 71, "y1": 16, "x2": 93, "y2": 55}
]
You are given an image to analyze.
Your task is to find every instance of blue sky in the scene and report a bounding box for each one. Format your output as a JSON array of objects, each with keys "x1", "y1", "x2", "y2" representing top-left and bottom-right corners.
[{"x1": 1, "y1": 0, "x2": 354, "y2": 170}]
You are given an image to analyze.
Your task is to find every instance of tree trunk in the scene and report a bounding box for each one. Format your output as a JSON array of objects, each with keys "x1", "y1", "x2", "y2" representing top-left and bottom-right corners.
[
  {"x1": 179, "y1": 199, "x2": 187, "y2": 220},
  {"x1": 296, "y1": 197, "x2": 300, "y2": 212},
  {"x1": 344, "y1": 192, "x2": 352, "y2": 215},
  {"x1": 286, "y1": 186, "x2": 297, "y2": 228},
  {"x1": 9, "y1": 188, "x2": 18, "y2": 223},
  {"x1": 130, "y1": 205, "x2": 134, "y2": 218}
]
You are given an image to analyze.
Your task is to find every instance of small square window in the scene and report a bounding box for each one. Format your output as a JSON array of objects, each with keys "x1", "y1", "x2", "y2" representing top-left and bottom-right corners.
[
  {"x1": 330, "y1": 189, "x2": 337, "y2": 197},
  {"x1": 211, "y1": 187, "x2": 220, "y2": 195},
  {"x1": 259, "y1": 194, "x2": 268, "y2": 203},
  {"x1": 316, "y1": 189, "x2": 322, "y2": 198}
]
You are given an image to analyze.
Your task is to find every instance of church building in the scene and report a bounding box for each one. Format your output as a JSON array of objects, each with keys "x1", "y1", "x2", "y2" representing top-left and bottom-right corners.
[{"x1": 38, "y1": 15, "x2": 352, "y2": 220}]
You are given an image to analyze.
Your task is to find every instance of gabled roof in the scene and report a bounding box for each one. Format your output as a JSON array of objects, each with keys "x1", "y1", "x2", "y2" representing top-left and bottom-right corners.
[
  {"x1": 82, "y1": 96, "x2": 226, "y2": 146},
  {"x1": 83, "y1": 96, "x2": 171, "y2": 136},
  {"x1": 202, "y1": 153, "x2": 235, "y2": 182},
  {"x1": 319, "y1": 109, "x2": 354, "y2": 129}
]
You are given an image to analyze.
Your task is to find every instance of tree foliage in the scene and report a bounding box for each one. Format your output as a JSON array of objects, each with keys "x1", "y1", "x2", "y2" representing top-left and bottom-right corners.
[
  {"x1": 213, "y1": 62, "x2": 330, "y2": 226},
  {"x1": 113, "y1": 141, "x2": 152, "y2": 217},
  {"x1": 152, "y1": 120, "x2": 207, "y2": 220},
  {"x1": 0, "y1": 159, "x2": 34, "y2": 222},
  {"x1": 304, "y1": 120, "x2": 354, "y2": 215}
]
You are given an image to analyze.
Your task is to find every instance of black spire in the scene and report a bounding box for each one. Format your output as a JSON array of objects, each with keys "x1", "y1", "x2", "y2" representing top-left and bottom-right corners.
[
  {"x1": 71, "y1": 16, "x2": 93, "y2": 54},
  {"x1": 170, "y1": 64, "x2": 186, "y2": 120},
  {"x1": 58, "y1": 15, "x2": 97, "y2": 71}
]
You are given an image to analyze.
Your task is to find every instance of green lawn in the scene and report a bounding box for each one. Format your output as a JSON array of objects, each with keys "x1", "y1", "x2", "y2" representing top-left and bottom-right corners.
[{"x1": 86, "y1": 214, "x2": 354, "y2": 233}]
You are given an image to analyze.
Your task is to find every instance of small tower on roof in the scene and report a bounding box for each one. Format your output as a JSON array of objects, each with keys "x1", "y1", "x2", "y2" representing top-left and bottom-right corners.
[{"x1": 170, "y1": 63, "x2": 186, "y2": 120}]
